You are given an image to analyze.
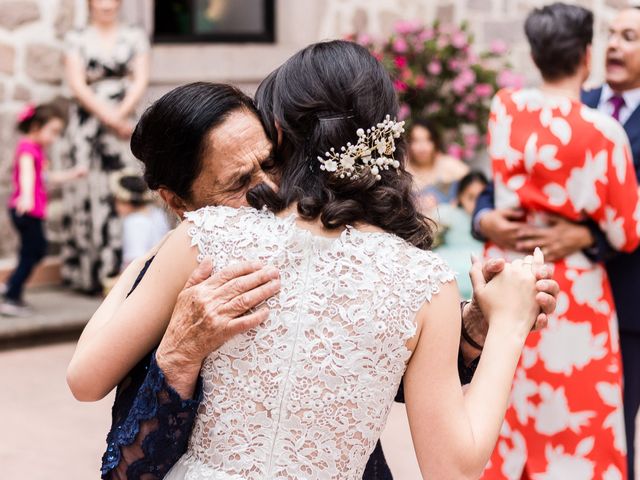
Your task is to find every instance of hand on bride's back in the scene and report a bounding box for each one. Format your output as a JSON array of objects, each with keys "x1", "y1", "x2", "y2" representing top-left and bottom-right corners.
[{"x1": 471, "y1": 250, "x2": 544, "y2": 339}]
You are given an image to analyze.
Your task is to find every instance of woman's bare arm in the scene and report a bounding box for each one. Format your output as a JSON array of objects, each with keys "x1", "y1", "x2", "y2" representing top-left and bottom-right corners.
[
  {"x1": 405, "y1": 259, "x2": 538, "y2": 479},
  {"x1": 67, "y1": 223, "x2": 198, "y2": 401}
]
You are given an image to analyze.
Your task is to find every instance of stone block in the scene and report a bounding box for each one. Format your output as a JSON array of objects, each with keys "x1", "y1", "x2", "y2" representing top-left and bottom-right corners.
[
  {"x1": 468, "y1": 0, "x2": 491, "y2": 12},
  {"x1": 13, "y1": 83, "x2": 31, "y2": 101},
  {"x1": 0, "y1": 0, "x2": 40, "y2": 31},
  {"x1": 54, "y1": 0, "x2": 75, "y2": 39},
  {"x1": 25, "y1": 44, "x2": 63, "y2": 84},
  {"x1": 0, "y1": 42, "x2": 15, "y2": 74},
  {"x1": 483, "y1": 19, "x2": 525, "y2": 45},
  {"x1": 436, "y1": 4, "x2": 455, "y2": 24}
]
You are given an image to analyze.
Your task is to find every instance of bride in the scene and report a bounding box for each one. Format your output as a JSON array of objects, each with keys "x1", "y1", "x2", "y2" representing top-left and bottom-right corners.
[{"x1": 76, "y1": 40, "x2": 542, "y2": 479}]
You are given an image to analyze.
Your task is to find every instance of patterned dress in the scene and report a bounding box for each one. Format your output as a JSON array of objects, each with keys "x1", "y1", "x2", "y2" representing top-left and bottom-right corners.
[
  {"x1": 482, "y1": 88, "x2": 640, "y2": 479},
  {"x1": 61, "y1": 25, "x2": 148, "y2": 292}
]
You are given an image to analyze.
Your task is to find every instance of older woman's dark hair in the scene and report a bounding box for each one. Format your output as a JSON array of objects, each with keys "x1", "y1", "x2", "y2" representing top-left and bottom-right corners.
[
  {"x1": 131, "y1": 82, "x2": 257, "y2": 200},
  {"x1": 524, "y1": 2, "x2": 593, "y2": 81},
  {"x1": 409, "y1": 118, "x2": 444, "y2": 153},
  {"x1": 250, "y1": 40, "x2": 433, "y2": 250}
]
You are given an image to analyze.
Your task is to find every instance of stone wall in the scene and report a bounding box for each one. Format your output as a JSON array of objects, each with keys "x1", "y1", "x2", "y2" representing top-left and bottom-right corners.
[{"x1": 0, "y1": 0, "x2": 635, "y2": 258}]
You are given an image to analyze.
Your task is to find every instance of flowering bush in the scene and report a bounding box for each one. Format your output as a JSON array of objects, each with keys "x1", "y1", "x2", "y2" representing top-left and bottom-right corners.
[{"x1": 353, "y1": 20, "x2": 524, "y2": 161}]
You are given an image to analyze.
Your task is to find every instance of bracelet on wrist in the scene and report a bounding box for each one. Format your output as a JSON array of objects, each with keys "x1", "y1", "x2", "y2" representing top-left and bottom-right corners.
[{"x1": 461, "y1": 300, "x2": 484, "y2": 351}]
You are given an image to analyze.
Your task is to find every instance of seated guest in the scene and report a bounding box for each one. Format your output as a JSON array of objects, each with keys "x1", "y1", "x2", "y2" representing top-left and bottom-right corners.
[
  {"x1": 406, "y1": 118, "x2": 469, "y2": 213},
  {"x1": 435, "y1": 171, "x2": 488, "y2": 299}
]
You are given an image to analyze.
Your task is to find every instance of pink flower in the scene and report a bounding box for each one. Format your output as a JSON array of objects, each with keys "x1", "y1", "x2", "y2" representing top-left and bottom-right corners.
[
  {"x1": 447, "y1": 144, "x2": 464, "y2": 159},
  {"x1": 395, "y1": 20, "x2": 421, "y2": 35},
  {"x1": 489, "y1": 39, "x2": 508, "y2": 55},
  {"x1": 448, "y1": 59, "x2": 463, "y2": 71},
  {"x1": 415, "y1": 75, "x2": 427, "y2": 89},
  {"x1": 474, "y1": 83, "x2": 493, "y2": 98},
  {"x1": 451, "y1": 31, "x2": 468, "y2": 49},
  {"x1": 497, "y1": 70, "x2": 525, "y2": 89},
  {"x1": 418, "y1": 28, "x2": 435, "y2": 42},
  {"x1": 437, "y1": 36, "x2": 449, "y2": 49},
  {"x1": 401, "y1": 68, "x2": 412, "y2": 80},
  {"x1": 452, "y1": 69, "x2": 476, "y2": 94},
  {"x1": 394, "y1": 80, "x2": 408, "y2": 92},
  {"x1": 393, "y1": 38, "x2": 408, "y2": 53},
  {"x1": 357, "y1": 33, "x2": 372, "y2": 45},
  {"x1": 427, "y1": 61, "x2": 442, "y2": 75},
  {"x1": 427, "y1": 102, "x2": 441, "y2": 114},
  {"x1": 394, "y1": 56, "x2": 408, "y2": 69},
  {"x1": 454, "y1": 103, "x2": 468, "y2": 115},
  {"x1": 398, "y1": 103, "x2": 411, "y2": 120},
  {"x1": 465, "y1": 93, "x2": 478, "y2": 104}
]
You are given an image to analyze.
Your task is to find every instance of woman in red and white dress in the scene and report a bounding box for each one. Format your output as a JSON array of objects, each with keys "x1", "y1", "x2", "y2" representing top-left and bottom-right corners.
[{"x1": 482, "y1": 4, "x2": 639, "y2": 479}]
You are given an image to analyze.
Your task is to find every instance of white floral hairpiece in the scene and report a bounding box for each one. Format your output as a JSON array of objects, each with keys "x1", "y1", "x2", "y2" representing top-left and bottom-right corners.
[{"x1": 317, "y1": 115, "x2": 405, "y2": 181}]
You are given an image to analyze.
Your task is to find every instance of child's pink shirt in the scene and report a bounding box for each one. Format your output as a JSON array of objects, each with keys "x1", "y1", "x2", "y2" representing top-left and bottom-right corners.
[{"x1": 8, "y1": 138, "x2": 47, "y2": 218}]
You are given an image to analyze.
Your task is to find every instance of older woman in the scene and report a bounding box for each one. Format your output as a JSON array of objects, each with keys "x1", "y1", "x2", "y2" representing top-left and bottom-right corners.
[{"x1": 61, "y1": 0, "x2": 150, "y2": 292}]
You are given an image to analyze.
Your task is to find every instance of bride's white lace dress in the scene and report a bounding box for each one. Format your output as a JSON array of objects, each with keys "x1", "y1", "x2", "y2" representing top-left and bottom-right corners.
[{"x1": 164, "y1": 206, "x2": 454, "y2": 480}]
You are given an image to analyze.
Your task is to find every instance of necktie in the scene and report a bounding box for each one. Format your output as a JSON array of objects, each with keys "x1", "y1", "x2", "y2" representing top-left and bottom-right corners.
[{"x1": 609, "y1": 95, "x2": 625, "y2": 122}]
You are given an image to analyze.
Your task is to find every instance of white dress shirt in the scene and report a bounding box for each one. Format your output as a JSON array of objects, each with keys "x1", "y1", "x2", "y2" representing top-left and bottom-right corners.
[{"x1": 597, "y1": 83, "x2": 640, "y2": 125}]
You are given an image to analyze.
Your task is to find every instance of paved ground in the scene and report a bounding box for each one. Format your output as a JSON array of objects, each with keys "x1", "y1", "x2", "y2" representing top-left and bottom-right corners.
[
  {"x1": 0, "y1": 287, "x2": 101, "y2": 349},
  {"x1": 0, "y1": 342, "x2": 422, "y2": 480}
]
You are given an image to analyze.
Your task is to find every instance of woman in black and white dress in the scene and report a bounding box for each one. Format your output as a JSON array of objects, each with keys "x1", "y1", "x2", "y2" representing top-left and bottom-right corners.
[{"x1": 61, "y1": 0, "x2": 149, "y2": 292}]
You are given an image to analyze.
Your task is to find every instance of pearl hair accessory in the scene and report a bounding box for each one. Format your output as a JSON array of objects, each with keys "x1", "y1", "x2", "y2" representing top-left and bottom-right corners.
[{"x1": 317, "y1": 115, "x2": 405, "y2": 181}]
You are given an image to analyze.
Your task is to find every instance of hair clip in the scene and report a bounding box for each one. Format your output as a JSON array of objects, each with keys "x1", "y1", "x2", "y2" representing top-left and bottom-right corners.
[{"x1": 318, "y1": 115, "x2": 404, "y2": 181}]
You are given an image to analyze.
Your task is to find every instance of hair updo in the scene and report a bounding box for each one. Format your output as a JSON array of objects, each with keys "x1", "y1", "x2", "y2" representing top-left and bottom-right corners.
[{"x1": 249, "y1": 40, "x2": 434, "y2": 250}]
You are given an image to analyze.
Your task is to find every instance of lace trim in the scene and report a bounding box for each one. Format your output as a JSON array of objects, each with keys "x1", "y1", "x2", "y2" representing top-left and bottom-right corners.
[{"x1": 101, "y1": 350, "x2": 202, "y2": 479}]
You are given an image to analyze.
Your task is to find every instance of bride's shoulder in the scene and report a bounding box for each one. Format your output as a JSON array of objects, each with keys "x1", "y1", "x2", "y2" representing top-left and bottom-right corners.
[
  {"x1": 393, "y1": 241, "x2": 456, "y2": 287},
  {"x1": 184, "y1": 205, "x2": 268, "y2": 232}
]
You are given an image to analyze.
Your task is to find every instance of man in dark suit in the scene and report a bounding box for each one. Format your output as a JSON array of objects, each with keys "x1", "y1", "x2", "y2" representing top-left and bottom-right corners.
[{"x1": 473, "y1": 8, "x2": 640, "y2": 477}]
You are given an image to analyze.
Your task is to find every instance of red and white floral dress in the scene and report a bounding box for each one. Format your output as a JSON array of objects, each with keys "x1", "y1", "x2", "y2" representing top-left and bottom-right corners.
[{"x1": 482, "y1": 88, "x2": 640, "y2": 480}]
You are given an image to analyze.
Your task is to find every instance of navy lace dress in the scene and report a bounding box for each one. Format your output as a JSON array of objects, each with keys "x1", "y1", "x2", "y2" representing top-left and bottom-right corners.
[{"x1": 100, "y1": 258, "x2": 479, "y2": 479}]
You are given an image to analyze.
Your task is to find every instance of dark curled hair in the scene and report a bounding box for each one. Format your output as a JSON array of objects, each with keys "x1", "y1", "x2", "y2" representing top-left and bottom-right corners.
[
  {"x1": 17, "y1": 103, "x2": 66, "y2": 133},
  {"x1": 131, "y1": 82, "x2": 257, "y2": 201},
  {"x1": 524, "y1": 2, "x2": 593, "y2": 81},
  {"x1": 408, "y1": 118, "x2": 444, "y2": 153},
  {"x1": 249, "y1": 40, "x2": 434, "y2": 250}
]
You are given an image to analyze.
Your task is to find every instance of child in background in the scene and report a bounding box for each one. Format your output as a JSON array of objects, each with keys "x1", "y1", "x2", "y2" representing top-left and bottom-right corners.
[
  {"x1": 434, "y1": 171, "x2": 488, "y2": 299},
  {"x1": 1, "y1": 103, "x2": 87, "y2": 316},
  {"x1": 111, "y1": 170, "x2": 170, "y2": 270}
]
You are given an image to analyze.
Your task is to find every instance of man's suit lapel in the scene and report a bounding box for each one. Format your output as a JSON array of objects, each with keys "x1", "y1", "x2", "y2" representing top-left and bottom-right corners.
[{"x1": 581, "y1": 87, "x2": 602, "y2": 109}]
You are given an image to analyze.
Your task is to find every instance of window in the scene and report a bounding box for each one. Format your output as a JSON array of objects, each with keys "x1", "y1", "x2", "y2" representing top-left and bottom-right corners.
[{"x1": 154, "y1": 0, "x2": 276, "y2": 43}]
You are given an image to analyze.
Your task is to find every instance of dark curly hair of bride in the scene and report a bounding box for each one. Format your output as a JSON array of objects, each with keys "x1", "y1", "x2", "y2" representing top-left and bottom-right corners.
[{"x1": 248, "y1": 40, "x2": 434, "y2": 250}]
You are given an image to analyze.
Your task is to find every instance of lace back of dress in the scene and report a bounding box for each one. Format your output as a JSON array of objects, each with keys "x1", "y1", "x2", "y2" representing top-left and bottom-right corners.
[{"x1": 178, "y1": 206, "x2": 454, "y2": 480}]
